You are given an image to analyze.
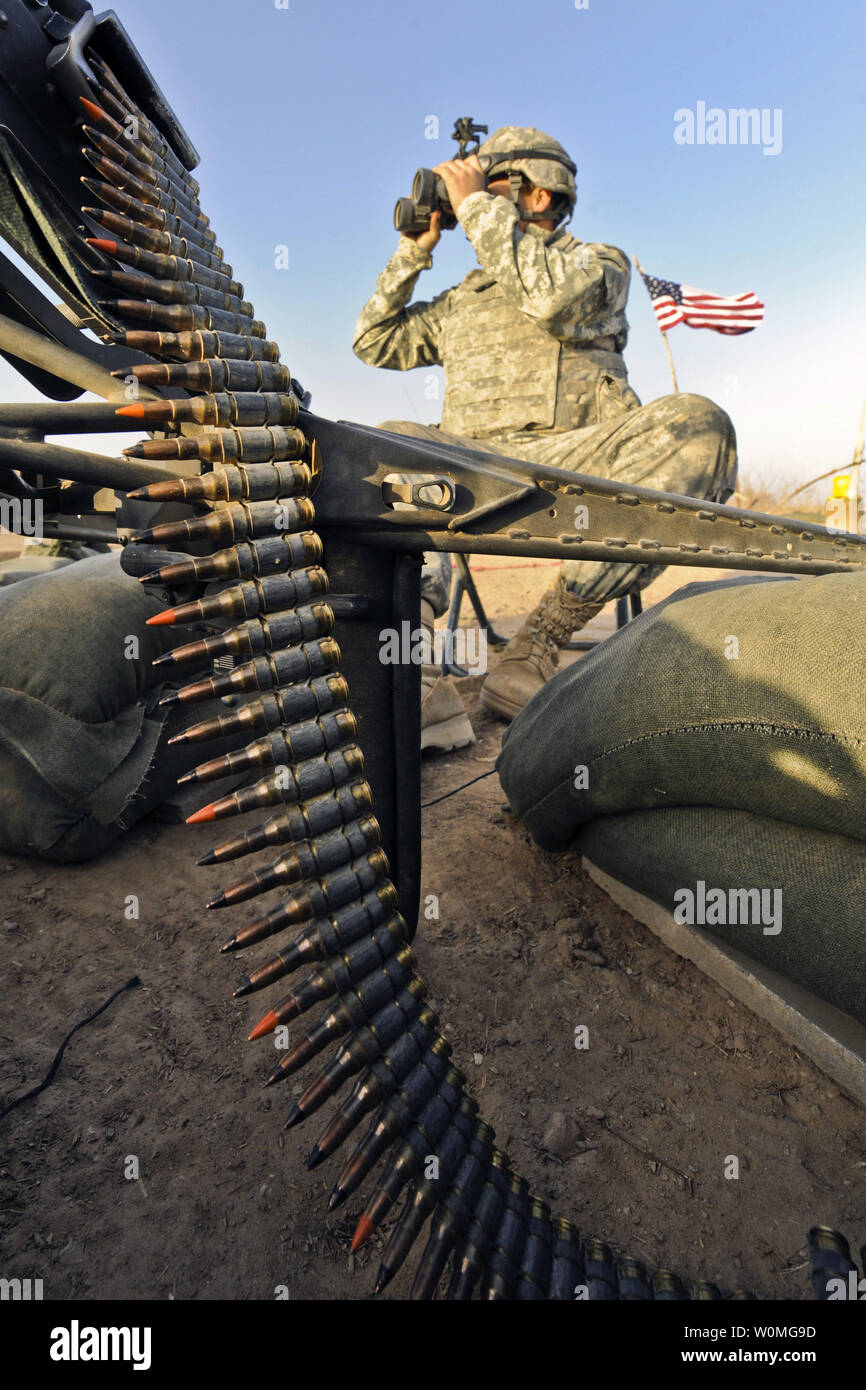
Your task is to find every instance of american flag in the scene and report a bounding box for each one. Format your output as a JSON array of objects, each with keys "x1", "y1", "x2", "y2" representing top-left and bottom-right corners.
[{"x1": 639, "y1": 271, "x2": 764, "y2": 335}]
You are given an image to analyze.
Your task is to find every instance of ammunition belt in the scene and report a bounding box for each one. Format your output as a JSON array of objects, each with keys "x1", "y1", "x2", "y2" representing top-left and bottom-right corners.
[{"x1": 71, "y1": 53, "x2": 861, "y2": 1302}]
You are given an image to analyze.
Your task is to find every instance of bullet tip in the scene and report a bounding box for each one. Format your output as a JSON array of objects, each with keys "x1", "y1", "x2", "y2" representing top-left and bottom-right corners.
[
  {"x1": 248, "y1": 1010, "x2": 277, "y2": 1039},
  {"x1": 219, "y1": 936, "x2": 238, "y2": 954},
  {"x1": 79, "y1": 96, "x2": 106, "y2": 121},
  {"x1": 233, "y1": 978, "x2": 253, "y2": 1000},
  {"x1": 352, "y1": 1216, "x2": 375, "y2": 1253},
  {"x1": 116, "y1": 404, "x2": 146, "y2": 418},
  {"x1": 146, "y1": 610, "x2": 176, "y2": 627},
  {"x1": 205, "y1": 893, "x2": 226, "y2": 910},
  {"x1": 305, "y1": 1145, "x2": 323, "y2": 1172},
  {"x1": 186, "y1": 804, "x2": 216, "y2": 826},
  {"x1": 196, "y1": 850, "x2": 216, "y2": 868},
  {"x1": 284, "y1": 1105, "x2": 303, "y2": 1131},
  {"x1": 158, "y1": 691, "x2": 179, "y2": 708}
]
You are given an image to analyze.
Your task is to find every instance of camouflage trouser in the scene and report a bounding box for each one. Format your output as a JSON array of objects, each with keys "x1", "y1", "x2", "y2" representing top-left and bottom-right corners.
[{"x1": 379, "y1": 392, "x2": 738, "y2": 615}]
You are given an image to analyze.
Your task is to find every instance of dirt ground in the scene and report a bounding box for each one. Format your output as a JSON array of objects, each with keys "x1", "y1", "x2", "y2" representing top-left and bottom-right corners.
[{"x1": 1, "y1": 557, "x2": 864, "y2": 1302}]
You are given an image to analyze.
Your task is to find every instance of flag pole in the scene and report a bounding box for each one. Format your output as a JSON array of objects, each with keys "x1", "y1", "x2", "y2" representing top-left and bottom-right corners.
[{"x1": 633, "y1": 254, "x2": 679, "y2": 393}]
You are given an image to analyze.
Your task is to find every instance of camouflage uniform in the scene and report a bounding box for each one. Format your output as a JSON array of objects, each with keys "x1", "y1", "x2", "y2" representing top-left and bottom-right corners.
[{"x1": 354, "y1": 193, "x2": 738, "y2": 612}]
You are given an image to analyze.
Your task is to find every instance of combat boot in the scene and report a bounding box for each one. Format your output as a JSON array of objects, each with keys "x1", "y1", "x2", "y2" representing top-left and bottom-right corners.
[
  {"x1": 420, "y1": 599, "x2": 476, "y2": 753},
  {"x1": 479, "y1": 576, "x2": 604, "y2": 722}
]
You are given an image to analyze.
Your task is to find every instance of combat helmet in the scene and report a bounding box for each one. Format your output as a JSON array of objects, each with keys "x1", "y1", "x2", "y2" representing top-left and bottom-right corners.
[{"x1": 478, "y1": 126, "x2": 577, "y2": 224}]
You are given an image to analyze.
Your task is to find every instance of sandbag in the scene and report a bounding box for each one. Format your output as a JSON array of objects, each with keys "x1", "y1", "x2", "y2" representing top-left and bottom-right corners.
[
  {"x1": 577, "y1": 807, "x2": 866, "y2": 1025},
  {"x1": 497, "y1": 571, "x2": 866, "y2": 1023},
  {"x1": 498, "y1": 572, "x2": 866, "y2": 849},
  {"x1": 0, "y1": 553, "x2": 193, "y2": 861}
]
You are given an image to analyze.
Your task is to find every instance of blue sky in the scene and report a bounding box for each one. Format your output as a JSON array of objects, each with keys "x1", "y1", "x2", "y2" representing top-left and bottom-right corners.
[{"x1": 3, "y1": 0, "x2": 865, "y2": 494}]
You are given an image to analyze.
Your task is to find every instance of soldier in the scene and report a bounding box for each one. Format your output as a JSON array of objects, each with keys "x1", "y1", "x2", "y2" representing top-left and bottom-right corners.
[{"x1": 354, "y1": 125, "x2": 738, "y2": 739}]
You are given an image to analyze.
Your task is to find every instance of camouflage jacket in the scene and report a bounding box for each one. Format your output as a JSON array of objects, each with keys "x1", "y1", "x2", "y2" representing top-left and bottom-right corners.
[{"x1": 353, "y1": 190, "x2": 640, "y2": 438}]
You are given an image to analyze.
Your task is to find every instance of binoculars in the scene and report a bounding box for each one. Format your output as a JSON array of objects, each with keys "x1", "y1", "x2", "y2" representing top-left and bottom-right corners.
[{"x1": 394, "y1": 156, "x2": 496, "y2": 236}]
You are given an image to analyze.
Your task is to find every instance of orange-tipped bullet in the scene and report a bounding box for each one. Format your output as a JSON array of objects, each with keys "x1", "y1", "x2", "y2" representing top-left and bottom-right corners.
[
  {"x1": 249, "y1": 1011, "x2": 279, "y2": 1042},
  {"x1": 80, "y1": 95, "x2": 113, "y2": 127},
  {"x1": 352, "y1": 1216, "x2": 375, "y2": 1253}
]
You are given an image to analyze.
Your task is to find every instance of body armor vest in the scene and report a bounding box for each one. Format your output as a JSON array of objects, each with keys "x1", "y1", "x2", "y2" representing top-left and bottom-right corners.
[{"x1": 439, "y1": 272, "x2": 640, "y2": 439}]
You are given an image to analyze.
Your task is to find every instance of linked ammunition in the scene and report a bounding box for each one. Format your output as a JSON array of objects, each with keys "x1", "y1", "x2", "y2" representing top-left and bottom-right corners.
[
  {"x1": 82, "y1": 177, "x2": 216, "y2": 243},
  {"x1": 243, "y1": 913, "x2": 406, "y2": 1014},
  {"x1": 189, "y1": 745, "x2": 366, "y2": 828},
  {"x1": 101, "y1": 300, "x2": 264, "y2": 337},
  {"x1": 121, "y1": 359, "x2": 291, "y2": 393},
  {"x1": 184, "y1": 711, "x2": 357, "y2": 794},
  {"x1": 155, "y1": 603, "x2": 333, "y2": 672},
  {"x1": 98, "y1": 269, "x2": 251, "y2": 315},
  {"x1": 269, "y1": 967, "x2": 423, "y2": 1089},
  {"x1": 583, "y1": 1237, "x2": 618, "y2": 1300},
  {"x1": 141, "y1": 531, "x2": 323, "y2": 587},
  {"x1": 111, "y1": 329, "x2": 286, "y2": 366},
  {"x1": 83, "y1": 150, "x2": 205, "y2": 225},
  {"x1": 125, "y1": 428, "x2": 308, "y2": 469},
  {"x1": 651, "y1": 1269, "x2": 687, "y2": 1301},
  {"x1": 329, "y1": 1046, "x2": 454, "y2": 1209},
  {"x1": 245, "y1": 886, "x2": 399, "y2": 1015},
  {"x1": 286, "y1": 994, "x2": 435, "y2": 1133},
  {"x1": 117, "y1": 391, "x2": 296, "y2": 428},
  {"x1": 134, "y1": 496, "x2": 316, "y2": 550},
  {"x1": 82, "y1": 129, "x2": 204, "y2": 208},
  {"x1": 129, "y1": 460, "x2": 310, "y2": 504},
  {"x1": 79, "y1": 95, "x2": 199, "y2": 193},
  {"x1": 161, "y1": 634, "x2": 339, "y2": 707},
  {"x1": 83, "y1": 207, "x2": 229, "y2": 273},
  {"x1": 477, "y1": 1173, "x2": 530, "y2": 1301},
  {"x1": 548, "y1": 1218, "x2": 584, "y2": 1301},
  {"x1": 203, "y1": 778, "x2": 372, "y2": 866},
  {"x1": 148, "y1": 567, "x2": 329, "y2": 630},
  {"x1": 84, "y1": 79, "x2": 198, "y2": 194},
  {"x1": 437, "y1": 1146, "x2": 508, "y2": 1302},
  {"x1": 86, "y1": 56, "x2": 190, "y2": 171},
  {"x1": 410, "y1": 1124, "x2": 497, "y2": 1301},
  {"x1": 87, "y1": 66, "x2": 195, "y2": 190},
  {"x1": 308, "y1": 1025, "x2": 446, "y2": 1171},
  {"x1": 218, "y1": 847, "x2": 390, "y2": 952},
  {"x1": 85, "y1": 236, "x2": 243, "y2": 296},
  {"x1": 169, "y1": 673, "x2": 345, "y2": 749},
  {"x1": 354, "y1": 1070, "x2": 469, "y2": 1248},
  {"x1": 616, "y1": 1255, "x2": 652, "y2": 1301},
  {"x1": 514, "y1": 1198, "x2": 553, "y2": 1301},
  {"x1": 374, "y1": 1096, "x2": 476, "y2": 1293},
  {"x1": 241, "y1": 915, "x2": 405, "y2": 1021},
  {"x1": 691, "y1": 1281, "x2": 722, "y2": 1300},
  {"x1": 206, "y1": 816, "x2": 380, "y2": 910}
]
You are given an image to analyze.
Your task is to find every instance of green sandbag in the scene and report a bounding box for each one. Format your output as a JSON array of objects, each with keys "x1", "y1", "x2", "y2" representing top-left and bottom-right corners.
[
  {"x1": 577, "y1": 806, "x2": 866, "y2": 1025},
  {"x1": 498, "y1": 572, "x2": 866, "y2": 850},
  {"x1": 497, "y1": 571, "x2": 866, "y2": 1022},
  {"x1": 0, "y1": 553, "x2": 190, "y2": 862}
]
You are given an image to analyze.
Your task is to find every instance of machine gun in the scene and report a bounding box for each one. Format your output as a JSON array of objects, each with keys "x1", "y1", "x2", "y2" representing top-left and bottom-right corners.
[{"x1": 1, "y1": 0, "x2": 864, "y2": 1301}]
